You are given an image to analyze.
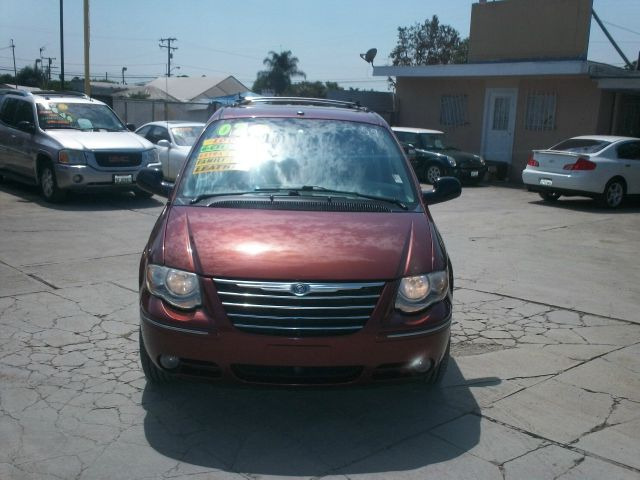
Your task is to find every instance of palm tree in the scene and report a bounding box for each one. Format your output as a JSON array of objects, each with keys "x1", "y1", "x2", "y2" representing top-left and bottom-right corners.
[{"x1": 253, "y1": 50, "x2": 306, "y2": 95}]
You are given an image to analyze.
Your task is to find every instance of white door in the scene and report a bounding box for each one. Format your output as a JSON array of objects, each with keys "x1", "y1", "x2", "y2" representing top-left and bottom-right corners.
[{"x1": 482, "y1": 88, "x2": 518, "y2": 163}]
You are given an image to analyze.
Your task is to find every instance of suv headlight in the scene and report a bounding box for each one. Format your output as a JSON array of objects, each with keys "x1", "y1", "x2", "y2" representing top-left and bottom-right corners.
[
  {"x1": 395, "y1": 271, "x2": 449, "y2": 313},
  {"x1": 446, "y1": 156, "x2": 456, "y2": 167},
  {"x1": 142, "y1": 148, "x2": 159, "y2": 165},
  {"x1": 145, "y1": 264, "x2": 201, "y2": 309},
  {"x1": 58, "y1": 149, "x2": 87, "y2": 165}
]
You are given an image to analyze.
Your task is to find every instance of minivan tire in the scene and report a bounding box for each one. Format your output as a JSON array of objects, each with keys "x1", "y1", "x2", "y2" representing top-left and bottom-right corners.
[
  {"x1": 39, "y1": 163, "x2": 67, "y2": 203},
  {"x1": 139, "y1": 330, "x2": 172, "y2": 384},
  {"x1": 600, "y1": 178, "x2": 625, "y2": 209},
  {"x1": 426, "y1": 340, "x2": 450, "y2": 386}
]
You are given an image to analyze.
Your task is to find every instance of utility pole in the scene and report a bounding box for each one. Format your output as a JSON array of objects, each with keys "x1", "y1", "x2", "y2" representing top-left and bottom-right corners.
[
  {"x1": 592, "y1": 9, "x2": 633, "y2": 69},
  {"x1": 159, "y1": 37, "x2": 177, "y2": 77},
  {"x1": 121, "y1": 66, "x2": 127, "y2": 85},
  {"x1": 10, "y1": 39, "x2": 17, "y2": 88},
  {"x1": 59, "y1": 0, "x2": 65, "y2": 89},
  {"x1": 83, "y1": 0, "x2": 90, "y2": 96},
  {"x1": 43, "y1": 56, "x2": 56, "y2": 87}
]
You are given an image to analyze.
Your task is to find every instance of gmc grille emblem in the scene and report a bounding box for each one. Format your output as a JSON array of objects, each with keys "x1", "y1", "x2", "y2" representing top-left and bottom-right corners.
[{"x1": 109, "y1": 155, "x2": 129, "y2": 164}]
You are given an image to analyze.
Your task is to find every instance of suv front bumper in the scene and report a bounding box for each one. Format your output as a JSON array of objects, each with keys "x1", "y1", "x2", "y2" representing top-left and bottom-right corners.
[{"x1": 55, "y1": 162, "x2": 162, "y2": 190}]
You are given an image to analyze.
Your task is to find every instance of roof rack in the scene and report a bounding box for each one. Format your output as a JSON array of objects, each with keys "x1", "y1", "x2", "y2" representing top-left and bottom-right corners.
[
  {"x1": 0, "y1": 88, "x2": 30, "y2": 97},
  {"x1": 34, "y1": 90, "x2": 90, "y2": 99},
  {"x1": 236, "y1": 96, "x2": 366, "y2": 111}
]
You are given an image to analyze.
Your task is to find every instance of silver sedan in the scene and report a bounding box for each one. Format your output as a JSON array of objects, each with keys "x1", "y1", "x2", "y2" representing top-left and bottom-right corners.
[{"x1": 135, "y1": 121, "x2": 205, "y2": 181}]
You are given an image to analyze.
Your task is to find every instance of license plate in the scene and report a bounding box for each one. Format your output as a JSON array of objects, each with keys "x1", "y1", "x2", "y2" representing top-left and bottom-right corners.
[
  {"x1": 113, "y1": 174, "x2": 133, "y2": 184},
  {"x1": 539, "y1": 178, "x2": 552, "y2": 186},
  {"x1": 470, "y1": 170, "x2": 479, "y2": 177}
]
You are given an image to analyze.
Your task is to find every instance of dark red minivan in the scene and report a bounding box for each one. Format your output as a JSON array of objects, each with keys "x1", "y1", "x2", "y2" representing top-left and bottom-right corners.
[{"x1": 137, "y1": 97, "x2": 461, "y2": 386}]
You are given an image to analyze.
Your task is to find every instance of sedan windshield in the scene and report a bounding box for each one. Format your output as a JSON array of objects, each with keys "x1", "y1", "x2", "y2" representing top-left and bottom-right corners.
[
  {"x1": 178, "y1": 118, "x2": 417, "y2": 206},
  {"x1": 37, "y1": 102, "x2": 126, "y2": 131},
  {"x1": 171, "y1": 125, "x2": 203, "y2": 146}
]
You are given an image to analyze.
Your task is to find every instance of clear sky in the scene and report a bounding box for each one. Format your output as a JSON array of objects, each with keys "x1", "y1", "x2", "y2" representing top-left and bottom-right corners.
[{"x1": 1, "y1": 0, "x2": 639, "y2": 91}]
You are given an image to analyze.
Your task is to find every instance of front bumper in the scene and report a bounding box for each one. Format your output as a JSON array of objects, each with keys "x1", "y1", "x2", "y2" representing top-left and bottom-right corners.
[
  {"x1": 139, "y1": 282, "x2": 452, "y2": 385},
  {"x1": 453, "y1": 165, "x2": 487, "y2": 181},
  {"x1": 54, "y1": 162, "x2": 162, "y2": 190}
]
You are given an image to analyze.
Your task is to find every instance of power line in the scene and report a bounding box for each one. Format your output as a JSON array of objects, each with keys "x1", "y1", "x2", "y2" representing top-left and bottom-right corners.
[{"x1": 602, "y1": 20, "x2": 640, "y2": 37}]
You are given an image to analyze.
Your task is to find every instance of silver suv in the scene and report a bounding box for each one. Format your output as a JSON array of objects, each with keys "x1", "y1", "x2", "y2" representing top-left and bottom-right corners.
[{"x1": 0, "y1": 90, "x2": 161, "y2": 202}]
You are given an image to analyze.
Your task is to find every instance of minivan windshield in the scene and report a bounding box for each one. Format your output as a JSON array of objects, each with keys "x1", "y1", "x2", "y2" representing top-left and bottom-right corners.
[
  {"x1": 36, "y1": 102, "x2": 126, "y2": 131},
  {"x1": 178, "y1": 118, "x2": 417, "y2": 206}
]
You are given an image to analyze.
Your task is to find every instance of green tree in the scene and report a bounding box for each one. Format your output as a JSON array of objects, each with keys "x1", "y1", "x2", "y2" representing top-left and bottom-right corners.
[
  {"x1": 15, "y1": 66, "x2": 44, "y2": 87},
  {"x1": 253, "y1": 50, "x2": 306, "y2": 95},
  {"x1": 286, "y1": 81, "x2": 344, "y2": 98},
  {"x1": 390, "y1": 15, "x2": 468, "y2": 66}
]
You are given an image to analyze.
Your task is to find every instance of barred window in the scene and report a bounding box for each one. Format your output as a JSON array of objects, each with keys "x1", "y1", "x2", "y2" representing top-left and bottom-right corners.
[
  {"x1": 525, "y1": 92, "x2": 557, "y2": 131},
  {"x1": 440, "y1": 94, "x2": 468, "y2": 127}
]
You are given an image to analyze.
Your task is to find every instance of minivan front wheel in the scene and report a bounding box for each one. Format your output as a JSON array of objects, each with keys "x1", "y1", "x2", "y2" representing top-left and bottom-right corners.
[
  {"x1": 139, "y1": 330, "x2": 172, "y2": 384},
  {"x1": 426, "y1": 340, "x2": 450, "y2": 386},
  {"x1": 39, "y1": 163, "x2": 67, "y2": 203}
]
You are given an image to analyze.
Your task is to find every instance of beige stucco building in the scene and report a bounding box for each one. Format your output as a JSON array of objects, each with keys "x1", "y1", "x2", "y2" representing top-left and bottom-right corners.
[{"x1": 374, "y1": 0, "x2": 640, "y2": 181}]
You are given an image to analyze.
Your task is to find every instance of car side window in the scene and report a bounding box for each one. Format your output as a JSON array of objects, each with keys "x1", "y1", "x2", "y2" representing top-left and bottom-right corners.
[
  {"x1": 137, "y1": 125, "x2": 151, "y2": 138},
  {"x1": 14, "y1": 100, "x2": 35, "y2": 126},
  {"x1": 617, "y1": 142, "x2": 640, "y2": 160},
  {"x1": 148, "y1": 126, "x2": 171, "y2": 144},
  {"x1": 0, "y1": 98, "x2": 19, "y2": 127}
]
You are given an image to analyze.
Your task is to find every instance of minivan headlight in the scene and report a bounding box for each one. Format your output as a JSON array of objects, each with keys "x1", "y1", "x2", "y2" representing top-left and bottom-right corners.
[
  {"x1": 145, "y1": 264, "x2": 201, "y2": 309},
  {"x1": 395, "y1": 271, "x2": 449, "y2": 313},
  {"x1": 58, "y1": 149, "x2": 87, "y2": 165},
  {"x1": 142, "y1": 148, "x2": 159, "y2": 165}
]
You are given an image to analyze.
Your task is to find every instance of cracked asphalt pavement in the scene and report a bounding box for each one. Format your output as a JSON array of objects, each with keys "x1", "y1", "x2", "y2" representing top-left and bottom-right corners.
[{"x1": 1, "y1": 181, "x2": 639, "y2": 479}]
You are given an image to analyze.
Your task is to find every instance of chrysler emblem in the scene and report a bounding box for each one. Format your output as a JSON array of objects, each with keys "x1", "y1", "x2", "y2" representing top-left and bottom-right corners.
[{"x1": 291, "y1": 283, "x2": 310, "y2": 296}]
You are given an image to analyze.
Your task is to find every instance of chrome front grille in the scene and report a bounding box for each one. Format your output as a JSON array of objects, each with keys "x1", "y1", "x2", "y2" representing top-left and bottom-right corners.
[{"x1": 213, "y1": 278, "x2": 385, "y2": 336}]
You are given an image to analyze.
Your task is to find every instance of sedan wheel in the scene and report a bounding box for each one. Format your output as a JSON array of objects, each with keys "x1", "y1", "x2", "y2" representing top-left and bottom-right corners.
[
  {"x1": 539, "y1": 191, "x2": 561, "y2": 202},
  {"x1": 601, "y1": 179, "x2": 625, "y2": 209},
  {"x1": 425, "y1": 165, "x2": 442, "y2": 185}
]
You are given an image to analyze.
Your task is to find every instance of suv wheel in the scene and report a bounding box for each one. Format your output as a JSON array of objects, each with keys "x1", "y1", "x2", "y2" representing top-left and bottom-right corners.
[
  {"x1": 139, "y1": 330, "x2": 172, "y2": 384},
  {"x1": 424, "y1": 164, "x2": 442, "y2": 185},
  {"x1": 39, "y1": 163, "x2": 67, "y2": 203},
  {"x1": 135, "y1": 188, "x2": 154, "y2": 199}
]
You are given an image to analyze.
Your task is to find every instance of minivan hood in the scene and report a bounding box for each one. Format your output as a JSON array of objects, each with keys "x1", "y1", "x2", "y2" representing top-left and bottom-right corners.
[
  {"x1": 162, "y1": 207, "x2": 435, "y2": 281},
  {"x1": 45, "y1": 130, "x2": 153, "y2": 151}
]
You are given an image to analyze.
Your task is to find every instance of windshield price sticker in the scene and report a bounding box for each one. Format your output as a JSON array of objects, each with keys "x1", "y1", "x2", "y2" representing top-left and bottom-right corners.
[{"x1": 193, "y1": 156, "x2": 248, "y2": 174}]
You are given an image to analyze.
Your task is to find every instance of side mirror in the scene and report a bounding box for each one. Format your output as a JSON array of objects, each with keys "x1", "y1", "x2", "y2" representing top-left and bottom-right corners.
[
  {"x1": 126, "y1": 123, "x2": 136, "y2": 131},
  {"x1": 157, "y1": 139, "x2": 171, "y2": 148},
  {"x1": 17, "y1": 121, "x2": 36, "y2": 134},
  {"x1": 422, "y1": 176, "x2": 461, "y2": 205},
  {"x1": 137, "y1": 168, "x2": 173, "y2": 198}
]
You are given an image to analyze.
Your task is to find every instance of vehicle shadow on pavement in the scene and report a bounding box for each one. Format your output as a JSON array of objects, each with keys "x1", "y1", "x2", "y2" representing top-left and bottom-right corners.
[
  {"x1": 0, "y1": 178, "x2": 164, "y2": 211},
  {"x1": 529, "y1": 196, "x2": 640, "y2": 214},
  {"x1": 141, "y1": 360, "x2": 499, "y2": 476}
]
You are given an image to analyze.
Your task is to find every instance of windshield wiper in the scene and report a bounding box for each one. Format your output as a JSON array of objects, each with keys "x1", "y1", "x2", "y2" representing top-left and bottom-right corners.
[
  {"x1": 296, "y1": 185, "x2": 409, "y2": 210},
  {"x1": 189, "y1": 191, "x2": 265, "y2": 205}
]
